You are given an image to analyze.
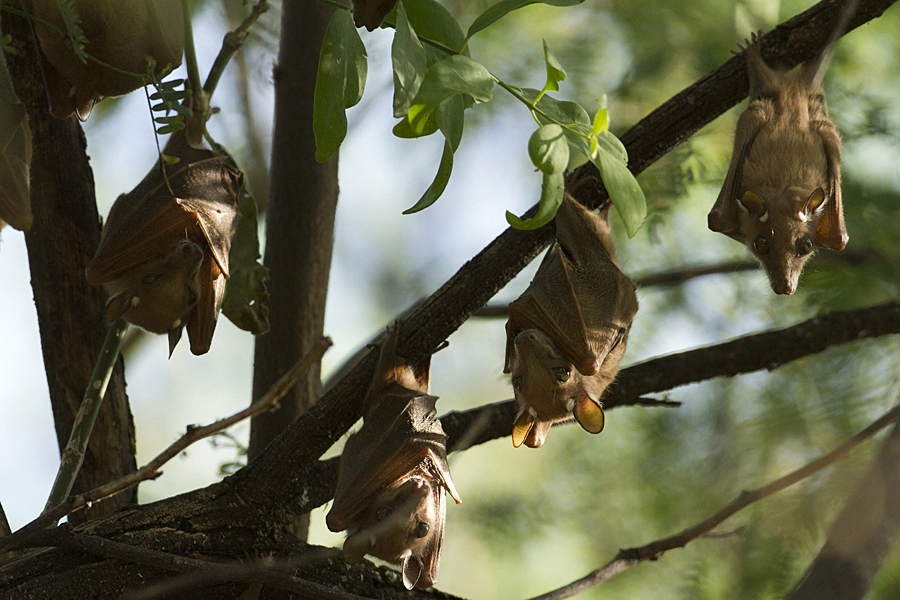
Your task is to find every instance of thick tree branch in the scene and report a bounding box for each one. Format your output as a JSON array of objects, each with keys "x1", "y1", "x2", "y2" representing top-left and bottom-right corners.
[
  {"x1": 2, "y1": 1, "x2": 897, "y2": 596},
  {"x1": 248, "y1": 0, "x2": 340, "y2": 542},
  {"x1": 438, "y1": 301, "x2": 900, "y2": 453},
  {"x1": 5, "y1": 1, "x2": 136, "y2": 524},
  {"x1": 527, "y1": 402, "x2": 900, "y2": 600},
  {"x1": 786, "y1": 420, "x2": 900, "y2": 600},
  {"x1": 234, "y1": 0, "x2": 900, "y2": 512}
]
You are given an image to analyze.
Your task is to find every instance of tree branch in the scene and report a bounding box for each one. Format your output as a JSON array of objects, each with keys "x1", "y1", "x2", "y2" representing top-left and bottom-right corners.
[
  {"x1": 527, "y1": 402, "x2": 900, "y2": 600},
  {"x1": 786, "y1": 420, "x2": 900, "y2": 600},
  {"x1": 234, "y1": 0, "x2": 900, "y2": 512},
  {"x1": 437, "y1": 301, "x2": 900, "y2": 453},
  {"x1": 0, "y1": 338, "x2": 332, "y2": 555}
]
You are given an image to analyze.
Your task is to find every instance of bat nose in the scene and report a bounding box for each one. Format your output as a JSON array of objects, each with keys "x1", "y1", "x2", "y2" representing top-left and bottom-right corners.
[{"x1": 516, "y1": 331, "x2": 539, "y2": 348}]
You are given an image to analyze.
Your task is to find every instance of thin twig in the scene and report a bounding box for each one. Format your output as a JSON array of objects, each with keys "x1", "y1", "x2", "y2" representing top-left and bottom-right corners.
[
  {"x1": 203, "y1": 0, "x2": 270, "y2": 97},
  {"x1": 528, "y1": 402, "x2": 900, "y2": 600},
  {"x1": 43, "y1": 318, "x2": 129, "y2": 517},
  {"x1": 0, "y1": 337, "x2": 333, "y2": 555}
]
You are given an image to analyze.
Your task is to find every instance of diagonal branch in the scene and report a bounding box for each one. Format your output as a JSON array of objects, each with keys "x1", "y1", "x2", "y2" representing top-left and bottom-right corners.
[
  {"x1": 437, "y1": 301, "x2": 900, "y2": 453},
  {"x1": 526, "y1": 402, "x2": 900, "y2": 600},
  {"x1": 237, "y1": 0, "x2": 900, "y2": 506}
]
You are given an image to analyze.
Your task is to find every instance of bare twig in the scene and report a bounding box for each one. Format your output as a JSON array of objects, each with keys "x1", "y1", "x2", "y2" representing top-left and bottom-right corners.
[
  {"x1": 527, "y1": 402, "x2": 900, "y2": 600},
  {"x1": 43, "y1": 318, "x2": 130, "y2": 517},
  {"x1": 204, "y1": 0, "x2": 270, "y2": 97},
  {"x1": 0, "y1": 337, "x2": 333, "y2": 555}
]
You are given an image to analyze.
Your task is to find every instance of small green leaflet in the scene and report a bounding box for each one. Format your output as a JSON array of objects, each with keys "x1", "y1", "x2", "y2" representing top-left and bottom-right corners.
[
  {"x1": 407, "y1": 55, "x2": 492, "y2": 134},
  {"x1": 528, "y1": 124, "x2": 568, "y2": 175},
  {"x1": 396, "y1": 0, "x2": 468, "y2": 54},
  {"x1": 466, "y1": 0, "x2": 585, "y2": 41},
  {"x1": 506, "y1": 170, "x2": 564, "y2": 230},
  {"x1": 313, "y1": 10, "x2": 367, "y2": 163},
  {"x1": 59, "y1": 0, "x2": 88, "y2": 64},
  {"x1": 589, "y1": 141, "x2": 646, "y2": 237},
  {"x1": 391, "y1": 1, "x2": 426, "y2": 118},
  {"x1": 403, "y1": 138, "x2": 454, "y2": 214},
  {"x1": 540, "y1": 40, "x2": 566, "y2": 95}
]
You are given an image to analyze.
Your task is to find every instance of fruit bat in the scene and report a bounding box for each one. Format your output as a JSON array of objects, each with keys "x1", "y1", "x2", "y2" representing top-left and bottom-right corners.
[
  {"x1": 85, "y1": 132, "x2": 243, "y2": 356},
  {"x1": 326, "y1": 326, "x2": 461, "y2": 590},
  {"x1": 505, "y1": 194, "x2": 638, "y2": 449},
  {"x1": 708, "y1": 31, "x2": 848, "y2": 295},
  {"x1": 32, "y1": 0, "x2": 184, "y2": 121}
]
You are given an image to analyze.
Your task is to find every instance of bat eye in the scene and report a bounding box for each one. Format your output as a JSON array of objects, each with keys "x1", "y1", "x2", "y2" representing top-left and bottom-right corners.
[
  {"x1": 375, "y1": 507, "x2": 391, "y2": 522},
  {"x1": 188, "y1": 289, "x2": 199, "y2": 305},
  {"x1": 753, "y1": 236, "x2": 770, "y2": 255},
  {"x1": 797, "y1": 236, "x2": 814, "y2": 256},
  {"x1": 552, "y1": 367, "x2": 570, "y2": 383},
  {"x1": 512, "y1": 375, "x2": 523, "y2": 391},
  {"x1": 142, "y1": 273, "x2": 161, "y2": 285},
  {"x1": 413, "y1": 522, "x2": 430, "y2": 538}
]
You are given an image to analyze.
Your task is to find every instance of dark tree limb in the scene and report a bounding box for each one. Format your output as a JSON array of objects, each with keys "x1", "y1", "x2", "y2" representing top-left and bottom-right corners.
[
  {"x1": 4, "y1": 1, "x2": 135, "y2": 524},
  {"x1": 526, "y1": 403, "x2": 900, "y2": 600},
  {"x1": 248, "y1": 0, "x2": 340, "y2": 540},
  {"x1": 785, "y1": 421, "x2": 900, "y2": 600}
]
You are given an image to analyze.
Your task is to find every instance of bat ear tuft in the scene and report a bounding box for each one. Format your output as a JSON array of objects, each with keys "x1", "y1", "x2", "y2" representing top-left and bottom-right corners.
[
  {"x1": 342, "y1": 530, "x2": 373, "y2": 564},
  {"x1": 573, "y1": 393, "x2": 605, "y2": 434},
  {"x1": 512, "y1": 409, "x2": 535, "y2": 448},
  {"x1": 168, "y1": 327, "x2": 183, "y2": 358},
  {"x1": 401, "y1": 554, "x2": 425, "y2": 590}
]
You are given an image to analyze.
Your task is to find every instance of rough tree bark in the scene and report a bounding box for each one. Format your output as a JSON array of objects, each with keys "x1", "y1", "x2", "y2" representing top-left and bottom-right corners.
[
  {"x1": 0, "y1": 0, "x2": 897, "y2": 597},
  {"x1": 248, "y1": 0, "x2": 339, "y2": 542},
  {"x1": 5, "y1": 1, "x2": 136, "y2": 524}
]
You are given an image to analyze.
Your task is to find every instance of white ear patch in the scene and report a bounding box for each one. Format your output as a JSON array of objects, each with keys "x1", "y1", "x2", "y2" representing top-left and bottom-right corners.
[
  {"x1": 759, "y1": 211, "x2": 768, "y2": 223},
  {"x1": 565, "y1": 398, "x2": 575, "y2": 412}
]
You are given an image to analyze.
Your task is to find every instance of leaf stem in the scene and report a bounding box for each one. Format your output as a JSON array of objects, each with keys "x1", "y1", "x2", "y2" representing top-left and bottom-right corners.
[
  {"x1": 42, "y1": 318, "x2": 129, "y2": 518},
  {"x1": 181, "y1": 0, "x2": 204, "y2": 94}
]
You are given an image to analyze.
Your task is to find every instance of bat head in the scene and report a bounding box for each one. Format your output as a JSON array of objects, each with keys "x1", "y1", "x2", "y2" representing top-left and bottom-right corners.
[
  {"x1": 340, "y1": 477, "x2": 446, "y2": 589},
  {"x1": 103, "y1": 240, "x2": 204, "y2": 353},
  {"x1": 508, "y1": 323, "x2": 629, "y2": 448},
  {"x1": 736, "y1": 187, "x2": 830, "y2": 295}
]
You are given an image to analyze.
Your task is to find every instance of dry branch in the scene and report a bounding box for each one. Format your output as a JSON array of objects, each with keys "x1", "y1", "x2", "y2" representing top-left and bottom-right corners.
[{"x1": 527, "y1": 402, "x2": 900, "y2": 600}]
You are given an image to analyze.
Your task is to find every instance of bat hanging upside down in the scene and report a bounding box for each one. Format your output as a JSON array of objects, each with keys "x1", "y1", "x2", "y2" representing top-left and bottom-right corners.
[
  {"x1": 85, "y1": 132, "x2": 243, "y2": 356},
  {"x1": 708, "y1": 31, "x2": 848, "y2": 295},
  {"x1": 326, "y1": 325, "x2": 461, "y2": 589},
  {"x1": 505, "y1": 194, "x2": 639, "y2": 448}
]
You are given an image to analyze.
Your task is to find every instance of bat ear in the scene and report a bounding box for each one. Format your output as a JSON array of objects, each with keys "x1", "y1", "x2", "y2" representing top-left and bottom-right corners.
[
  {"x1": 342, "y1": 530, "x2": 374, "y2": 564},
  {"x1": 803, "y1": 187, "x2": 827, "y2": 214},
  {"x1": 511, "y1": 408, "x2": 535, "y2": 448},
  {"x1": 572, "y1": 392, "x2": 605, "y2": 434},
  {"x1": 105, "y1": 293, "x2": 133, "y2": 326},
  {"x1": 739, "y1": 191, "x2": 767, "y2": 220},
  {"x1": 401, "y1": 554, "x2": 425, "y2": 590},
  {"x1": 168, "y1": 327, "x2": 183, "y2": 358}
]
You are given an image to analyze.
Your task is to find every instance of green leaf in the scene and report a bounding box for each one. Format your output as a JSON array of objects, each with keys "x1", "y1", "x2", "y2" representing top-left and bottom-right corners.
[
  {"x1": 435, "y1": 94, "x2": 466, "y2": 152},
  {"x1": 402, "y1": 0, "x2": 467, "y2": 54},
  {"x1": 466, "y1": 0, "x2": 585, "y2": 40},
  {"x1": 393, "y1": 114, "x2": 439, "y2": 138},
  {"x1": 407, "y1": 55, "x2": 492, "y2": 132},
  {"x1": 522, "y1": 88, "x2": 589, "y2": 126},
  {"x1": 313, "y1": 10, "x2": 368, "y2": 163},
  {"x1": 391, "y1": 1, "x2": 427, "y2": 118},
  {"x1": 528, "y1": 124, "x2": 568, "y2": 175},
  {"x1": 59, "y1": 0, "x2": 88, "y2": 64},
  {"x1": 540, "y1": 40, "x2": 566, "y2": 94},
  {"x1": 590, "y1": 146, "x2": 646, "y2": 237},
  {"x1": 403, "y1": 138, "x2": 454, "y2": 213},
  {"x1": 506, "y1": 171, "x2": 564, "y2": 230}
]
